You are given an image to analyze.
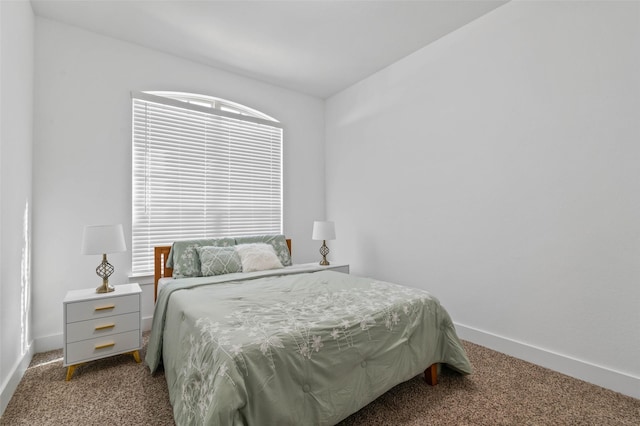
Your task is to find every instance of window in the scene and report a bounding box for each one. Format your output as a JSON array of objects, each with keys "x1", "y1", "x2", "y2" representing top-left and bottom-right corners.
[{"x1": 131, "y1": 91, "x2": 283, "y2": 276}]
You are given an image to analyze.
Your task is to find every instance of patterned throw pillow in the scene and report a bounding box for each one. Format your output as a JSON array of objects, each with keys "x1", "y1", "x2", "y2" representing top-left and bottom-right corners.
[
  {"x1": 168, "y1": 237, "x2": 235, "y2": 278},
  {"x1": 234, "y1": 243, "x2": 284, "y2": 273},
  {"x1": 196, "y1": 246, "x2": 243, "y2": 276},
  {"x1": 234, "y1": 234, "x2": 292, "y2": 266}
]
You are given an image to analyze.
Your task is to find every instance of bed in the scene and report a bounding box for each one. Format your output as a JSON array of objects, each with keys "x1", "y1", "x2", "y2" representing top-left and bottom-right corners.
[{"x1": 146, "y1": 235, "x2": 472, "y2": 425}]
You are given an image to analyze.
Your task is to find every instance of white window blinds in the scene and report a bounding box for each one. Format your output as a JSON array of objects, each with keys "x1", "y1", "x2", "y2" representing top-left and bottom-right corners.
[{"x1": 132, "y1": 92, "x2": 283, "y2": 275}]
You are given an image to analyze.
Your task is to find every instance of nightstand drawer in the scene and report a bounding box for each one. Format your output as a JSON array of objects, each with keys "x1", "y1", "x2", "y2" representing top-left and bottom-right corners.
[
  {"x1": 66, "y1": 294, "x2": 139, "y2": 323},
  {"x1": 66, "y1": 312, "x2": 140, "y2": 343},
  {"x1": 65, "y1": 329, "x2": 141, "y2": 365}
]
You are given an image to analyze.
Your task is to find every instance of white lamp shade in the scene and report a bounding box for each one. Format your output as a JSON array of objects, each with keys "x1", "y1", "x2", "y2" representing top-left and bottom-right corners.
[
  {"x1": 312, "y1": 221, "x2": 336, "y2": 241},
  {"x1": 81, "y1": 224, "x2": 127, "y2": 255}
]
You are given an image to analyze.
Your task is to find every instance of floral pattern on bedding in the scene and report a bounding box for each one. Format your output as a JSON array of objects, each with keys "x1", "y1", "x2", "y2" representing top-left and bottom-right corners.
[
  {"x1": 176, "y1": 281, "x2": 435, "y2": 421},
  {"x1": 147, "y1": 268, "x2": 472, "y2": 426}
]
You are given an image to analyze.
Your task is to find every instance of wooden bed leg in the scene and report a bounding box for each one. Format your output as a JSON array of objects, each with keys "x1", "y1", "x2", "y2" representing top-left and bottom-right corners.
[{"x1": 425, "y1": 363, "x2": 438, "y2": 386}]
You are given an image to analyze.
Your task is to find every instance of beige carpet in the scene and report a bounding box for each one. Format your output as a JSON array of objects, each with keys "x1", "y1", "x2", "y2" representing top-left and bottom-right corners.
[{"x1": 1, "y1": 333, "x2": 638, "y2": 425}]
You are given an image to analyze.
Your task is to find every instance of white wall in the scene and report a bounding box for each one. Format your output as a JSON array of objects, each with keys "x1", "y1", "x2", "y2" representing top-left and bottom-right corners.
[
  {"x1": 33, "y1": 18, "x2": 325, "y2": 351},
  {"x1": 0, "y1": 0, "x2": 34, "y2": 415},
  {"x1": 326, "y1": 0, "x2": 639, "y2": 398}
]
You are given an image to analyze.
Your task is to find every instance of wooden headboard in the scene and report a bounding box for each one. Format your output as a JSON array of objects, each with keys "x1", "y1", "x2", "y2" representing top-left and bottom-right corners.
[{"x1": 154, "y1": 239, "x2": 292, "y2": 302}]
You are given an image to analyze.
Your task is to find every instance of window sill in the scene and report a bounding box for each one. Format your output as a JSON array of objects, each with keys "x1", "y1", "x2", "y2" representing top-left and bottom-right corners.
[{"x1": 127, "y1": 273, "x2": 153, "y2": 286}]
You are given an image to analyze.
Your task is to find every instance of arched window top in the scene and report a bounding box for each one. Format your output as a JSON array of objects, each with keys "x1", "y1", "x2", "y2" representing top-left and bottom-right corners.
[
  {"x1": 131, "y1": 91, "x2": 283, "y2": 275},
  {"x1": 146, "y1": 91, "x2": 279, "y2": 123}
]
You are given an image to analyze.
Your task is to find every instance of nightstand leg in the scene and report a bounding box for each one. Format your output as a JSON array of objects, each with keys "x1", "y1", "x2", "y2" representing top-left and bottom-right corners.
[
  {"x1": 66, "y1": 365, "x2": 77, "y2": 381},
  {"x1": 132, "y1": 350, "x2": 141, "y2": 363}
]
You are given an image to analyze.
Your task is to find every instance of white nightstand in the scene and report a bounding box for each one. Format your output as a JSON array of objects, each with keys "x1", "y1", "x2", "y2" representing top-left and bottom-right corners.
[
  {"x1": 63, "y1": 283, "x2": 142, "y2": 380},
  {"x1": 300, "y1": 262, "x2": 350, "y2": 274}
]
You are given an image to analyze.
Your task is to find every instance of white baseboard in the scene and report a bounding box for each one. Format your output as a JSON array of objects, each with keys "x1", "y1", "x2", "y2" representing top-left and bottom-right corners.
[
  {"x1": 141, "y1": 315, "x2": 153, "y2": 332},
  {"x1": 34, "y1": 332, "x2": 63, "y2": 353},
  {"x1": 22, "y1": 319, "x2": 639, "y2": 411},
  {"x1": 0, "y1": 343, "x2": 34, "y2": 417},
  {"x1": 455, "y1": 323, "x2": 640, "y2": 400}
]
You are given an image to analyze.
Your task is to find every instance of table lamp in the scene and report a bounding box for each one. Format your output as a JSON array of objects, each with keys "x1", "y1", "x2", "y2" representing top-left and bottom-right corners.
[
  {"x1": 81, "y1": 224, "x2": 127, "y2": 293},
  {"x1": 312, "y1": 221, "x2": 336, "y2": 265}
]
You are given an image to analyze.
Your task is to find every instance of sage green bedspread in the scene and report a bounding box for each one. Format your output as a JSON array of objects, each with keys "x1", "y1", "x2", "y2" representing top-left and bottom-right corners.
[{"x1": 146, "y1": 268, "x2": 472, "y2": 425}]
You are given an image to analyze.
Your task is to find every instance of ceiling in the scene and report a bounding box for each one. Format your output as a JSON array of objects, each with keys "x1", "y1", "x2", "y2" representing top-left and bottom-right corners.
[{"x1": 31, "y1": 0, "x2": 507, "y2": 99}]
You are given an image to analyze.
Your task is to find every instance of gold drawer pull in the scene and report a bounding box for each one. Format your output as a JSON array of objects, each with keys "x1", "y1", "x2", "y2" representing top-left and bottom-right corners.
[
  {"x1": 95, "y1": 342, "x2": 115, "y2": 350},
  {"x1": 95, "y1": 305, "x2": 115, "y2": 311},
  {"x1": 95, "y1": 324, "x2": 115, "y2": 331}
]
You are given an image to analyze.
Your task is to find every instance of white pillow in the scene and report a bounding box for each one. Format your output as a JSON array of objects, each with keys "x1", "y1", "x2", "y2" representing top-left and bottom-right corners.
[{"x1": 234, "y1": 243, "x2": 284, "y2": 273}]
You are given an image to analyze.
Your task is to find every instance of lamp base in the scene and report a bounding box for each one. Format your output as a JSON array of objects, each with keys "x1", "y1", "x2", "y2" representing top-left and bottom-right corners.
[
  {"x1": 95, "y1": 254, "x2": 115, "y2": 293},
  {"x1": 96, "y1": 282, "x2": 115, "y2": 293},
  {"x1": 319, "y1": 240, "x2": 330, "y2": 266}
]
